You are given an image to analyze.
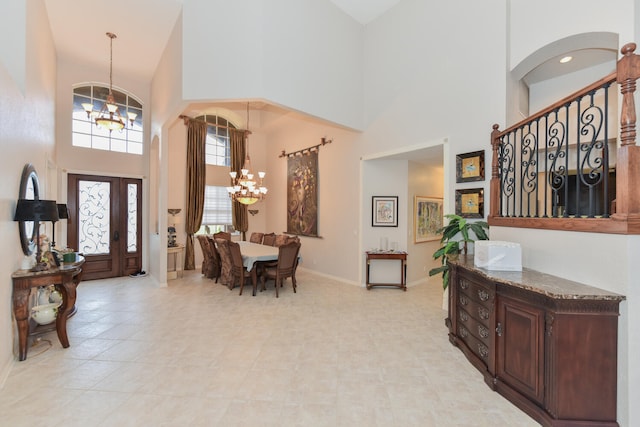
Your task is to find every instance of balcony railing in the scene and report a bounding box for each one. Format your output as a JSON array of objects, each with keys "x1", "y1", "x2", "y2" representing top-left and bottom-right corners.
[{"x1": 489, "y1": 42, "x2": 640, "y2": 234}]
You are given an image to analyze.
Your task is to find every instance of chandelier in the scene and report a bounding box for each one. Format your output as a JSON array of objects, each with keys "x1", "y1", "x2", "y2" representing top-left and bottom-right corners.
[
  {"x1": 227, "y1": 103, "x2": 268, "y2": 205},
  {"x1": 82, "y1": 32, "x2": 136, "y2": 132}
]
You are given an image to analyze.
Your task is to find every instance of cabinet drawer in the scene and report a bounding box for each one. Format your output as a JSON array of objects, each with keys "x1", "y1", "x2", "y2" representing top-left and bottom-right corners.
[
  {"x1": 458, "y1": 306, "x2": 492, "y2": 344},
  {"x1": 458, "y1": 276, "x2": 494, "y2": 309},
  {"x1": 457, "y1": 323, "x2": 491, "y2": 362}
]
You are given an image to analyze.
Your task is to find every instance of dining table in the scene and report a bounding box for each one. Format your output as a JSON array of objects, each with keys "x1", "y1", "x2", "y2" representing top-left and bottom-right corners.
[{"x1": 237, "y1": 241, "x2": 279, "y2": 296}]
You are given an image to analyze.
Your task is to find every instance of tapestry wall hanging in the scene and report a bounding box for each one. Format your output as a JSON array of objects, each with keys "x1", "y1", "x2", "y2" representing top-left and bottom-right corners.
[{"x1": 287, "y1": 151, "x2": 318, "y2": 236}]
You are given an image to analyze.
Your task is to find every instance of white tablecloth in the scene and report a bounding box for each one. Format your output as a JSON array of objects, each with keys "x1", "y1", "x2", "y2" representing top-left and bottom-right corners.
[{"x1": 237, "y1": 241, "x2": 279, "y2": 271}]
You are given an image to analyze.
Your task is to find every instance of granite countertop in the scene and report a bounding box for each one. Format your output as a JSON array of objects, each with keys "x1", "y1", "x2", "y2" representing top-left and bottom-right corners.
[{"x1": 449, "y1": 255, "x2": 626, "y2": 301}]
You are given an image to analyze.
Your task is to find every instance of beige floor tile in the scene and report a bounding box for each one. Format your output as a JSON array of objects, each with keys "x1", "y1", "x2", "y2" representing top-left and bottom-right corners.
[{"x1": 0, "y1": 268, "x2": 538, "y2": 426}]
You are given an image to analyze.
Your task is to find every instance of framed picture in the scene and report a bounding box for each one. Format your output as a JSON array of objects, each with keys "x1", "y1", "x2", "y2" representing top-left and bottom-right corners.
[
  {"x1": 372, "y1": 196, "x2": 398, "y2": 227},
  {"x1": 414, "y1": 196, "x2": 443, "y2": 243},
  {"x1": 456, "y1": 150, "x2": 485, "y2": 183},
  {"x1": 455, "y1": 188, "x2": 484, "y2": 218}
]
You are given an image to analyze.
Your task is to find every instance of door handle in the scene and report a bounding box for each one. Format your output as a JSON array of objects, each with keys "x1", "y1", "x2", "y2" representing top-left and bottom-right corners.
[{"x1": 114, "y1": 230, "x2": 120, "y2": 242}]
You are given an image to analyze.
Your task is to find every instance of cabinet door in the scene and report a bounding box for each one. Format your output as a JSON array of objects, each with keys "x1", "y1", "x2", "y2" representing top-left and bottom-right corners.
[{"x1": 496, "y1": 295, "x2": 545, "y2": 405}]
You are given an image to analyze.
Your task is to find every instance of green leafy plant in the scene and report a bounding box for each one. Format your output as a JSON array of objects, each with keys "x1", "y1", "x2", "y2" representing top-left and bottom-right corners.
[{"x1": 428, "y1": 214, "x2": 489, "y2": 289}]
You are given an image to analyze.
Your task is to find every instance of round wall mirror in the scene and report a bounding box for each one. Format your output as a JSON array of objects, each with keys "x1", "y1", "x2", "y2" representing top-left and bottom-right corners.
[{"x1": 18, "y1": 163, "x2": 40, "y2": 255}]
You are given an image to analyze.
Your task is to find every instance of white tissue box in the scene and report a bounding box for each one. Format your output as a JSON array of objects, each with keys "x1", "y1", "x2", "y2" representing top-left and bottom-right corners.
[{"x1": 474, "y1": 241, "x2": 522, "y2": 271}]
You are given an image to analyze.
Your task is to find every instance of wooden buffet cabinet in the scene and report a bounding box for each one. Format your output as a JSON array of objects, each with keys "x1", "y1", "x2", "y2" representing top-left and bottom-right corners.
[{"x1": 446, "y1": 256, "x2": 624, "y2": 427}]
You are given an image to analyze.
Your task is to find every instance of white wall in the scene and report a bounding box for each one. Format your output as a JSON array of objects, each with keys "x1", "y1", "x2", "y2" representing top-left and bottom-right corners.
[
  {"x1": 150, "y1": 13, "x2": 186, "y2": 283},
  {"x1": 0, "y1": 0, "x2": 56, "y2": 384},
  {"x1": 363, "y1": 0, "x2": 506, "y2": 217},
  {"x1": 182, "y1": 0, "x2": 364, "y2": 130},
  {"x1": 509, "y1": 0, "x2": 635, "y2": 71}
]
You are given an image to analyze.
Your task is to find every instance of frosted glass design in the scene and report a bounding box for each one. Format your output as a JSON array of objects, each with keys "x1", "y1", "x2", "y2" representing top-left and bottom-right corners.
[
  {"x1": 79, "y1": 180, "x2": 110, "y2": 255},
  {"x1": 127, "y1": 183, "x2": 138, "y2": 252}
]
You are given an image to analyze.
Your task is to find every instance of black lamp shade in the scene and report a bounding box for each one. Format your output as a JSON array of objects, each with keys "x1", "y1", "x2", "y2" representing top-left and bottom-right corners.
[
  {"x1": 14, "y1": 199, "x2": 59, "y2": 222},
  {"x1": 57, "y1": 203, "x2": 69, "y2": 220}
]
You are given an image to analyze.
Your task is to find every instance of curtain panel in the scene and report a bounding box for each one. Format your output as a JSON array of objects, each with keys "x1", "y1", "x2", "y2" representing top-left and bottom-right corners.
[
  {"x1": 230, "y1": 128, "x2": 248, "y2": 239},
  {"x1": 184, "y1": 119, "x2": 207, "y2": 270}
]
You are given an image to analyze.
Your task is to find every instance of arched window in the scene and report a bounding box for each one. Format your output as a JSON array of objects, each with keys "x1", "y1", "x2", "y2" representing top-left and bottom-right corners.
[
  {"x1": 72, "y1": 84, "x2": 143, "y2": 154},
  {"x1": 196, "y1": 114, "x2": 235, "y2": 166}
]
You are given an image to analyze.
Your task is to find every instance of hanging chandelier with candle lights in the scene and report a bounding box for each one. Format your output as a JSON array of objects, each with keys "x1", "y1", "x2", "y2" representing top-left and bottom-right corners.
[
  {"x1": 227, "y1": 103, "x2": 268, "y2": 205},
  {"x1": 82, "y1": 32, "x2": 137, "y2": 132}
]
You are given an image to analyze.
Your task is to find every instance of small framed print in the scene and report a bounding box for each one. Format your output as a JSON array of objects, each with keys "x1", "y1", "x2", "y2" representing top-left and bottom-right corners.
[
  {"x1": 455, "y1": 188, "x2": 484, "y2": 218},
  {"x1": 456, "y1": 150, "x2": 485, "y2": 183},
  {"x1": 372, "y1": 196, "x2": 398, "y2": 227},
  {"x1": 414, "y1": 196, "x2": 443, "y2": 243}
]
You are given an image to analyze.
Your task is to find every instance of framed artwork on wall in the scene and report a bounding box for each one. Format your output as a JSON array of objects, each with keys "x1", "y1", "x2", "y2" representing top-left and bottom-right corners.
[
  {"x1": 456, "y1": 150, "x2": 485, "y2": 183},
  {"x1": 287, "y1": 151, "x2": 319, "y2": 237},
  {"x1": 455, "y1": 188, "x2": 484, "y2": 218},
  {"x1": 372, "y1": 196, "x2": 398, "y2": 227},
  {"x1": 414, "y1": 196, "x2": 443, "y2": 243}
]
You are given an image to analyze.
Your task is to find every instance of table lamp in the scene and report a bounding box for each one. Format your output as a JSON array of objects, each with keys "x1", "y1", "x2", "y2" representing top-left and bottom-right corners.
[
  {"x1": 14, "y1": 199, "x2": 59, "y2": 271},
  {"x1": 51, "y1": 203, "x2": 69, "y2": 249}
]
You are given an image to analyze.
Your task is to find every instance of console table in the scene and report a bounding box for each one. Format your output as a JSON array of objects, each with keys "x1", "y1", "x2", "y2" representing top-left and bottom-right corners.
[
  {"x1": 447, "y1": 256, "x2": 624, "y2": 427},
  {"x1": 11, "y1": 256, "x2": 84, "y2": 361},
  {"x1": 365, "y1": 251, "x2": 407, "y2": 291},
  {"x1": 167, "y1": 244, "x2": 184, "y2": 280}
]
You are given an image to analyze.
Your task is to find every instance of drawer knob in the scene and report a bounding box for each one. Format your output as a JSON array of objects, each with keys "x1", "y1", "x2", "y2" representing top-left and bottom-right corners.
[
  {"x1": 478, "y1": 344, "x2": 489, "y2": 358},
  {"x1": 459, "y1": 326, "x2": 469, "y2": 338},
  {"x1": 478, "y1": 289, "x2": 490, "y2": 301},
  {"x1": 479, "y1": 325, "x2": 489, "y2": 339}
]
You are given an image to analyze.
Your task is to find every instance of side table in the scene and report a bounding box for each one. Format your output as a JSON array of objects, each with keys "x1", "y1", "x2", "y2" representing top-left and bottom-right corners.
[
  {"x1": 11, "y1": 255, "x2": 85, "y2": 361},
  {"x1": 167, "y1": 244, "x2": 184, "y2": 280},
  {"x1": 365, "y1": 251, "x2": 407, "y2": 291}
]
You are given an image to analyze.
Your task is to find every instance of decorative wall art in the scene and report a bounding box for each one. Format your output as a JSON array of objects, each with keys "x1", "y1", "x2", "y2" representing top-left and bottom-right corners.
[
  {"x1": 414, "y1": 196, "x2": 443, "y2": 243},
  {"x1": 287, "y1": 151, "x2": 318, "y2": 237},
  {"x1": 456, "y1": 150, "x2": 485, "y2": 183},
  {"x1": 455, "y1": 188, "x2": 484, "y2": 218},
  {"x1": 372, "y1": 196, "x2": 398, "y2": 227}
]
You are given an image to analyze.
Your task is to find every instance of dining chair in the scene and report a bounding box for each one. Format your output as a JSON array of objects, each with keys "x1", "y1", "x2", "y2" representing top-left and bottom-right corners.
[
  {"x1": 274, "y1": 234, "x2": 289, "y2": 247},
  {"x1": 249, "y1": 232, "x2": 264, "y2": 244},
  {"x1": 206, "y1": 235, "x2": 222, "y2": 283},
  {"x1": 213, "y1": 231, "x2": 231, "y2": 241},
  {"x1": 196, "y1": 235, "x2": 216, "y2": 279},
  {"x1": 228, "y1": 241, "x2": 253, "y2": 295},
  {"x1": 215, "y1": 238, "x2": 234, "y2": 290},
  {"x1": 262, "y1": 232, "x2": 276, "y2": 246},
  {"x1": 259, "y1": 241, "x2": 301, "y2": 298}
]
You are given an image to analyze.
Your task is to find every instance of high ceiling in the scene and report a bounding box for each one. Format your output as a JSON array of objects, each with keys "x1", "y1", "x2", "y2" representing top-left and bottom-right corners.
[
  {"x1": 43, "y1": 1, "x2": 612, "y2": 87},
  {"x1": 43, "y1": 0, "x2": 399, "y2": 81}
]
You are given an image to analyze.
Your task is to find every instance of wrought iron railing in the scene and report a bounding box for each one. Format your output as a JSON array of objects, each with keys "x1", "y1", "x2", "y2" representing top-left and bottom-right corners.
[
  {"x1": 490, "y1": 42, "x2": 640, "y2": 234},
  {"x1": 495, "y1": 74, "x2": 616, "y2": 219}
]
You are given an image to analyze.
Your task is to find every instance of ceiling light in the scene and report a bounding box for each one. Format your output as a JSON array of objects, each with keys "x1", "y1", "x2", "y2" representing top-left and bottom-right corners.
[
  {"x1": 83, "y1": 32, "x2": 136, "y2": 132},
  {"x1": 559, "y1": 56, "x2": 573, "y2": 64},
  {"x1": 227, "y1": 103, "x2": 268, "y2": 205}
]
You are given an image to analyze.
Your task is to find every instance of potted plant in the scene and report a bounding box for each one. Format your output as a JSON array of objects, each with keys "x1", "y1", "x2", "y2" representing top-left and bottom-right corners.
[{"x1": 429, "y1": 214, "x2": 489, "y2": 290}]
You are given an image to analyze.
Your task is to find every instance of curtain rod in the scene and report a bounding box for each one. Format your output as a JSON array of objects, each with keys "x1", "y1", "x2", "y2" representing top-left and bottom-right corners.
[
  {"x1": 279, "y1": 137, "x2": 332, "y2": 158},
  {"x1": 179, "y1": 114, "x2": 249, "y2": 133}
]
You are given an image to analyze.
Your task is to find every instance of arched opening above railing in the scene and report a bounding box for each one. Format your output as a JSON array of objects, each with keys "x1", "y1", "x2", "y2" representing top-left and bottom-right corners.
[{"x1": 489, "y1": 42, "x2": 640, "y2": 234}]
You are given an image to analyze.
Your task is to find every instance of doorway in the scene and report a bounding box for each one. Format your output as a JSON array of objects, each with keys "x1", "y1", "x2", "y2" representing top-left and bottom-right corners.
[{"x1": 67, "y1": 174, "x2": 142, "y2": 280}]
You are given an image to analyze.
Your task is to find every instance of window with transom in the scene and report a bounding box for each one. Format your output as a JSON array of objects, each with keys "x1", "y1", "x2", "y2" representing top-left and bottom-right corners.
[{"x1": 72, "y1": 84, "x2": 143, "y2": 154}]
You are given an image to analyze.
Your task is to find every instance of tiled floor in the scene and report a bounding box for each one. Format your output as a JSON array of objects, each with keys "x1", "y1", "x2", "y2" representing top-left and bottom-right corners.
[{"x1": 0, "y1": 269, "x2": 538, "y2": 426}]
